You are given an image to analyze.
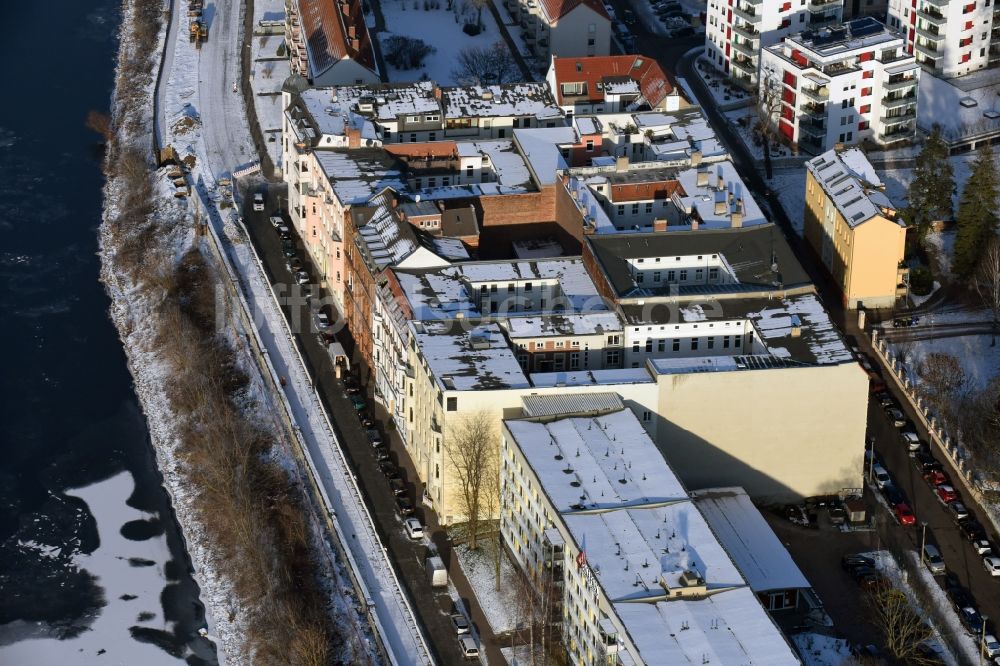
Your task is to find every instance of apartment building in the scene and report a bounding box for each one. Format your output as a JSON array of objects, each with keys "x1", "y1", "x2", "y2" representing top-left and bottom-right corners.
[
  {"x1": 559, "y1": 151, "x2": 768, "y2": 235},
  {"x1": 285, "y1": 0, "x2": 380, "y2": 86},
  {"x1": 887, "y1": 0, "x2": 1000, "y2": 77},
  {"x1": 499, "y1": 403, "x2": 802, "y2": 665},
  {"x1": 704, "y1": 0, "x2": 844, "y2": 90},
  {"x1": 503, "y1": 0, "x2": 612, "y2": 59},
  {"x1": 545, "y1": 55, "x2": 682, "y2": 116},
  {"x1": 759, "y1": 18, "x2": 919, "y2": 154},
  {"x1": 804, "y1": 148, "x2": 907, "y2": 308}
]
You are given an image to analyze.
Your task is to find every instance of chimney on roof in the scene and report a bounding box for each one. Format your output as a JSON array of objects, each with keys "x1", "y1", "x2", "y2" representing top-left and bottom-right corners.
[
  {"x1": 434, "y1": 86, "x2": 442, "y2": 100},
  {"x1": 834, "y1": 141, "x2": 845, "y2": 152},
  {"x1": 348, "y1": 25, "x2": 357, "y2": 38},
  {"x1": 340, "y1": 0, "x2": 350, "y2": 15},
  {"x1": 350, "y1": 37, "x2": 360, "y2": 50},
  {"x1": 653, "y1": 218, "x2": 667, "y2": 232},
  {"x1": 690, "y1": 149, "x2": 702, "y2": 167},
  {"x1": 696, "y1": 167, "x2": 708, "y2": 188},
  {"x1": 730, "y1": 210, "x2": 743, "y2": 228},
  {"x1": 690, "y1": 217, "x2": 698, "y2": 231},
  {"x1": 615, "y1": 156, "x2": 629, "y2": 172},
  {"x1": 790, "y1": 315, "x2": 802, "y2": 337},
  {"x1": 437, "y1": 199, "x2": 446, "y2": 212},
  {"x1": 346, "y1": 125, "x2": 361, "y2": 149},
  {"x1": 391, "y1": 197, "x2": 399, "y2": 209}
]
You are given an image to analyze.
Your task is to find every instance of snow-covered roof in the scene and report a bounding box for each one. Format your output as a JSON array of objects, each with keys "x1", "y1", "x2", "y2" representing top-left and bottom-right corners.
[
  {"x1": 691, "y1": 487, "x2": 811, "y2": 593},
  {"x1": 574, "y1": 116, "x2": 601, "y2": 135},
  {"x1": 327, "y1": 80, "x2": 441, "y2": 121},
  {"x1": 504, "y1": 411, "x2": 799, "y2": 666},
  {"x1": 314, "y1": 150, "x2": 406, "y2": 205},
  {"x1": 520, "y1": 392, "x2": 624, "y2": 418},
  {"x1": 506, "y1": 411, "x2": 688, "y2": 514},
  {"x1": 785, "y1": 17, "x2": 904, "y2": 62},
  {"x1": 530, "y1": 368, "x2": 654, "y2": 387},
  {"x1": 806, "y1": 149, "x2": 900, "y2": 229},
  {"x1": 443, "y1": 83, "x2": 563, "y2": 119},
  {"x1": 674, "y1": 162, "x2": 767, "y2": 229},
  {"x1": 513, "y1": 127, "x2": 577, "y2": 186},
  {"x1": 615, "y1": 587, "x2": 800, "y2": 666},
  {"x1": 633, "y1": 110, "x2": 726, "y2": 160},
  {"x1": 470, "y1": 140, "x2": 532, "y2": 188},
  {"x1": 512, "y1": 238, "x2": 564, "y2": 259},
  {"x1": 745, "y1": 293, "x2": 854, "y2": 365},
  {"x1": 504, "y1": 312, "x2": 623, "y2": 338},
  {"x1": 412, "y1": 321, "x2": 530, "y2": 391},
  {"x1": 917, "y1": 67, "x2": 1000, "y2": 144}
]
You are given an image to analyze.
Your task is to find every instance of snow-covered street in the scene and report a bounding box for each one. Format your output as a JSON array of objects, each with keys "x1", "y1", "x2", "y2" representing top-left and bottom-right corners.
[{"x1": 155, "y1": 0, "x2": 432, "y2": 663}]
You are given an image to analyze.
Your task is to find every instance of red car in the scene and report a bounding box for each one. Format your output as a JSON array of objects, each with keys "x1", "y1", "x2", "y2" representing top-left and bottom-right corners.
[
  {"x1": 937, "y1": 485, "x2": 959, "y2": 504},
  {"x1": 894, "y1": 502, "x2": 916, "y2": 526},
  {"x1": 924, "y1": 470, "x2": 949, "y2": 487}
]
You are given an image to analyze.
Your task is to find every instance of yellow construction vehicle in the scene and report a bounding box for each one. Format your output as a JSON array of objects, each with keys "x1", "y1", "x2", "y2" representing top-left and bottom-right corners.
[{"x1": 189, "y1": 20, "x2": 208, "y2": 46}]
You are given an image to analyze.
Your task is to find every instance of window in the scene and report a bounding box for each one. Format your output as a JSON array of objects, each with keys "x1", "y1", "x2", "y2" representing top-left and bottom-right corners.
[
  {"x1": 570, "y1": 352, "x2": 580, "y2": 369},
  {"x1": 709, "y1": 267, "x2": 719, "y2": 280},
  {"x1": 658, "y1": 339, "x2": 666, "y2": 352},
  {"x1": 707, "y1": 337, "x2": 715, "y2": 349},
  {"x1": 644, "y1": 202, "x2": 653, "y2": 214},
  {"x1": 722, "y1": 335, "x2": 730, "y2": 348},
  {"x1": 861, "y1": 87, "x2": 872, "y2": 97},
  {"x1": 447, "y1": 397, "x2": 457, "y2": 411},
  {"x1": 672, "y1": 339, "x2": 680, "y2": 352},
  {"x1": 585, "y1": 139, "x2": 594, "y2": 152},
  {"x1": 633, "y1": 341, "x2": 640, "y2": 352},
  {"x1": 642, "y1": 411, "x2": 652, "y2": 422},
  {"x1": 636, "y1": 272, "x2": 644, "y2": 283},
  {"x1": 860, "y1": 104, "x2": 871, "y2": 114},
  {"x1": 653, "y1": 271, "x2": 661, "y2": 282},
  {"x1": 679, "y1": 269, "x2": 688, "y2": 281},
  {"x1": 524, "y1": 282, "x2": 533, "y2": 292},
  {"x1": 863, "y1": 70, "x2": 874, "y2": 79},
  {"x1": 667, "y1": 270, "x2": 676, "y2": 281},
  {"x1": 691, "y1": 338, "x2": 699, "y2": 350},
  {"x1": 606, "y1": 349, "x2": 620, "y2": 365},
  {"x1": 631, "y1": 203, "x2": 640, "y2": 215},
  {"x1": 616, "y1": 204, "x2": 625, "y2": 216},
  {"x1": 645, "y1": 340, "x2": 653, "y2": 352},
  {"x1": 587, "y1": 38, "x2": 596, "y2": 46}
]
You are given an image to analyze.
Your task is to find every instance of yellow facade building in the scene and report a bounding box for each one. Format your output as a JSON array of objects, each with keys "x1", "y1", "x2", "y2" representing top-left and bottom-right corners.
[{"x1": 804, "y1": 148, "x2": 907, "y2": 309}]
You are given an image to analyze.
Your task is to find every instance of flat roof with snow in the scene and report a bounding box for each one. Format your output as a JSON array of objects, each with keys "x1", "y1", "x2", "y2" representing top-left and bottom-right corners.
[
  {"x1": 314, "y1": 150, "x2": 405, "y2": 205},
  {"x1": 692, "y1": 487, "x2": 811, "y2": 593},
  {"x1": 411, "y1": 320, "x2": 530, "y2": 391},
  {"x1": 504, "y1": 411, "x2": 799, "y2": 666},
  {"x1": 513, "y1": 127, "x2": 577, "y2": 185},
  {"x1": 504, "y1": 312, "x2": 623, "y2": 338}
]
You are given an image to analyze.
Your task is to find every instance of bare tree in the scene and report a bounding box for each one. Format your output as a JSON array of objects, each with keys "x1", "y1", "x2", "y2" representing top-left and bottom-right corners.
[
  {"x1": 917, "y1": 352, "x2": 967, "y2": 423},
  {"x1": 446, "y1": 410, "x2": 497, "y2": 550},
  {"x1": 865, "y1": 586, "x2": 935, "y2": 663},
  {"x1": 451, "y1": 42, "x2": 520, "y2": 86},
  {"x1": 755, "y1": 68, "x2": 784, "y2": 180},
  {"x1": 482, "y1": 451, "x2": 503, "y2": 590},
  {"x1": 976, "y1": 237, "x2": 1000, "y2": 346}
]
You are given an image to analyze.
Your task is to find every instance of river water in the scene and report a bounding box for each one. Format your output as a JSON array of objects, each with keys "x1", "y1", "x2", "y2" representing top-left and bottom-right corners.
[{"x1": 0, "y1": 1, "x2": 217, "y2": 664}]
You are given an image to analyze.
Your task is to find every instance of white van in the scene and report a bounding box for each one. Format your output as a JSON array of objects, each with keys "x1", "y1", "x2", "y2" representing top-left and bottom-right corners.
[{"x1": 872, "y1": 464, "x2": 891, "y2": 489}]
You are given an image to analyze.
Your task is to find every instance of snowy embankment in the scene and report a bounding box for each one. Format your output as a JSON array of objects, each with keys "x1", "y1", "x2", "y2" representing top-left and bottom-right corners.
[{"x1": 97, "y1": 1, "x2": 240, "y2": 661}]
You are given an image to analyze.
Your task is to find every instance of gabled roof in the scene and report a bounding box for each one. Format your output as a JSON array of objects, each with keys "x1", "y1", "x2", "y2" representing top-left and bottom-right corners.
[
  {"x1": 551, "y1": 55, "x2": 673, "y2": 109},
  {"x1": 298, "y1": 0, "x2": 376, "y2": 80},
  {"x1": 539, "y1": 0, "x2": 611, "y2": 24}
]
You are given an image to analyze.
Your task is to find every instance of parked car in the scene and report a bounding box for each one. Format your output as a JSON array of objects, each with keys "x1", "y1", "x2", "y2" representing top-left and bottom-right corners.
[
  {"x1": 900, "y1": 431, "x2": 921, "y2": 451},
  {"x1": 374, "y1": 447, "x2": 391, "y2": 462},
  {"x1": 937, "y1": 485, "x2": 959, "y2": 504},
  {"x1": 985, "y1": 556, "x2": 1000, "y2": 577},
  {"x1": 276, "y1": 223, "x2": 291, "y2": 237},
  {"x1": 915, "y1": 450, "x2": 942, "y2": 473},
  {"x1": 885, "y1": 407, "x2": 907, "y2": 427},
  {"x1": 288, "y1": 257, "x2": 303, "y2": 272},
  {"x1": 269, "y1": 215, "x2": 284, "y2": 228},
  {"x1": 982, "y1": 634, "x2": 1000, "y2": 658},
  {"x1": 343, "y1": 376, "x2": 361, "y2": 394},
  {"x1": 960, "y1": 520, "x2": 992, "y2": 555},
  {"x1": 378, "y1": 459, "x2": 396, "y2": 476},
  {"x1": 923, "y1": 544, "x2": 946, "y2": 575},
  {"x1": 403, "y1": 517, "x2": 424, "y2": 540},
  {"x1": 252, "y1": 192, "x2": 265, "y2": 211},
  {"x1": 945, "y1": 575, "x2": 974, "y2": 610},
  {"x1": 894, "y1": 502, "x2": 916, "y2": 526},
  {"x1": 281, "y1": 240, "x2": 296, "y2": 258},
  {"x1": 396, "y1": 495, "x2": 415, "y2": 516},
  {"x1": 350, "y1": 394, "x2": 367, "y2": 411},
  {"x1": 924, "y1": 469, "x2": 949, "y2": 487},
  {"x1": 950, "y1": 501, "x2": 971, "y2": 522},
  {"x1": 892, "y1": 315, "x2": 919, "y2": 328},
  {"x1": 451, "y1": 612, "x2": 471, "y2": 635},
  {"x1": 315, "y1": 312, "x2": 331, "y2": 330},
  {"x1": 876, "y1": 392, "x2": 895, "y2": 409},
  {"x1": 389, "y1": 477, "x2": 407, "y2": 496},
  {"x1": 358, "y1": 411, "x2": 375, "y2": 427},
  {"x1": 883, "y1": 484, "x2": 904, "y2": 507},
  {"x1": 960, "y1": 606, "x2": 985, "y2": 634},
  {"x1": 294, "y1": 270, "x2": 309, "y2": 285},
  {"x1": 872, "y1": 463, "x2": 891, "y2": 489},
  {"x1": 459, "y1": 635, "x2": 480, "y2": 659},
  {"x1": 842, "y1": 554, "x2": 876, "y2": 570},
  {"x1": 366, "y1": 428, "x2": 383, "y2": 447}
]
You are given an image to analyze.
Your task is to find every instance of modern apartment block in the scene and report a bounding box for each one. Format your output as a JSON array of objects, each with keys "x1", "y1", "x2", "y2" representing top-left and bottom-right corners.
[
  {"x1": 759, "y1": 17, "x2": 919, "y2": 154},
  {"x1": 804, "y1": 148, "x2": 907, "y2": 308},
  {"x1": 704, "y1": 0, "x2": 844, "y2": 90},
  {"x1": 887, "y1": 0, "x2": 1000, "y2": 77},
  {"x1": 499, "y1": 402, "x2": 802, "y2": 666}
]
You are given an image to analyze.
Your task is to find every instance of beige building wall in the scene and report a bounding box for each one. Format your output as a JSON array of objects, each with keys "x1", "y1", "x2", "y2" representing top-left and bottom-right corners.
[
  {"x1": 804, "y1": 170, "x2": 906, "y2": 309},
  {"x1": 654, "y1": 362, "x2": 868, "y2": 501},
  {"x1": 549, "y1": 6, "x2": 612, "y2": 58}
]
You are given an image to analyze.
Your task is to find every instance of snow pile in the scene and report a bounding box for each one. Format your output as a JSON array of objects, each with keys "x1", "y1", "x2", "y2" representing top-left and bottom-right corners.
[
  {"x1": 454, "y1": 542, "x2": 521, "y2": 634},
  {"x1": 790, "y1": 633, "x2": 852, "y2": 666}
]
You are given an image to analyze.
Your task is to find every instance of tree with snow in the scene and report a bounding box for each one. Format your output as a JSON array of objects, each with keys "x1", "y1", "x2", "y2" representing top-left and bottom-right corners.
[
  {"x1": 451, "y1": 42, "x2": 520, "y2": 86},
  {"x1": 953, "y1": 144, "x2": 1000, "y2": 279},
  {"x1": 908, "y1": 125, "x2": 955, "y2": 245}
]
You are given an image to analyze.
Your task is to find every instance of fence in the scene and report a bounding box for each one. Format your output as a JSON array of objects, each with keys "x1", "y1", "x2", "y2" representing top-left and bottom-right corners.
[{"x1": 869, "y1": 328, "x2": 1000, "y2": 538}]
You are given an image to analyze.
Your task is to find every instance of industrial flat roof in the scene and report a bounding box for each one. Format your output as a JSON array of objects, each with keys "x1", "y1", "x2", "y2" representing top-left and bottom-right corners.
[{"x1": 411, "y1": 321, "x2": 530, "y2": 391}]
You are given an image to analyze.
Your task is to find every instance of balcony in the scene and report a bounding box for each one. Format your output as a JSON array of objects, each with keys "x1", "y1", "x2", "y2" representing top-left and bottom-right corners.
[
  {"x1": 733, "y1": 23, "x2": 760, "y2": 40},
  {"x1": 879, "y1": 50, "x2": 910, "y2": 64},
  {"x1": 915, "y1": 25, "x2": 945, "y2": 41},
  {"x1": 914, "y1": 40, "x2": 942, "y2": 57},
  {"x1": 810, "y1": 12, "x2": 840, "y2": 26},
  {"x1": 916, "y1": 7, "x2": 947, "y2": 23},
  {"x1": 991, "y1": 44, "x2": 1000, "y2": 62},
  {"x1": 733, "y1": 5, "x2": 761, "y2": 22},
  {"x1": 879, "y1": 126, "x2": 915, "y2": 143},
  {"x1": 885, "y1": 75, "x2": 918, "y2": 91},
  {"x1": 798, "y1": 132, "x2": 825, "y2": 154},
  {"x1": 883, "y1": 109, "x2": 917, "y2": 124},
  {"x1": 798, "y1": 120, "x2": 827, "y2": 138},
  {"x1": 732, "y1": 39, "x2": 756, "y2": 57},
  {"x1": 882, "y1": 93, "x2": 916, "y2": 109},
  {"x1": 801, "y1": 101, "x2": 826, "y2": 117},
  {"x1": 742, "y1": 0, "x2": 764, "y2": 5},
  {"x1": 800, "y1": 85, "x2": 830, "y2": 102},
  {"x1": 732, "y1": 56, "x2": 757, "y2": 75},
  {"x1": 922, "y1": 0, "x2": 950, "y2": 6},
  {"x1": 809, "y1": 0, "x2": 840, "y2": 6}
]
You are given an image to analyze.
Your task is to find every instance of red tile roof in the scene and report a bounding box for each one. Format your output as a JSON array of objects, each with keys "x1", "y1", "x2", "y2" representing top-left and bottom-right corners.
[
  {"x1": 610, "y1": 180, "x2": 682, "y2": 203},
  {"x1": 298, "y1": 0, "x2": 376, "y2": 79},
  {"x1": 551, "y1": 55, "x2": 673, "y2": 109},
  {"x1": 539, "y1": 0, "x2": 611, "y2": 22}
]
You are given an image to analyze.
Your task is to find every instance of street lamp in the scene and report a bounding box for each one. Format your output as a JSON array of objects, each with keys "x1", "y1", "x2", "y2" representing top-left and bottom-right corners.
[
  {"x1": 981, "y1": 615, "x2": 989, "y2": 666},
  {"x1": 919, "y1": 522, "x2": 928, "y2": 564}
]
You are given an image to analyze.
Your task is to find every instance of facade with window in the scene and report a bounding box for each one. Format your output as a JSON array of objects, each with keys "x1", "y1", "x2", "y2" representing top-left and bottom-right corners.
[
  {"x1": 545, "y1": 54, "x2": 681, "y2": 116},
  {"x1": 887, "y1": 0, "x2": 999, "y2": 76},
  {"x1": 759, "y1": 18, "x2": 918, "y2": 154},
  {"x1": 504, "y1": 0, "x2": 612, "y2": 60},
  {"x1": 704, "y1": 0, "x2": 844, "y2": 90}
]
